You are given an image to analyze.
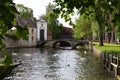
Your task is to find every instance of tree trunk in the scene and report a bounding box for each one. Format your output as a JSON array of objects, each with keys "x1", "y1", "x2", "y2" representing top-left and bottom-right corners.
[
  {"x1": 98, "y1": 21, "x2": 104, "y2": 46},
  {"x1": 99, "y1": 26, "x2": 104, "y2": 46},
  {"x1": 95, "y1": 7, "x2": 104, "y2": 46}
]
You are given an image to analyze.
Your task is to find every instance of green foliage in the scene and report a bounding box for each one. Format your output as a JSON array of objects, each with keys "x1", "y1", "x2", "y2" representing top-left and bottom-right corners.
[
  {"x1": 91, "y1": 21, "x2": 99, "y2": 37},
  {"x1": 5, "y1": 34, "x2": 19, "y2": 40},
  {"x1": 115, "y1": 23, "x2": 120, "y2": 39},
  {"x1": 16, "y1": 4, "x2": 32, "y2": 18},
  {"x1": 74, "y1": 13, "x2": 99, "y2": 40},
  {"x1": 3, "y1": 55, "x2": 13, "y2": 67},
  {"x1": 40, "y1": 3, "x2": 64, "y2": 39},
  {"x1": 0, "y1": 0, "x2": 29, "y2": 50},
  {"x1": 5, "y1": 25, "x2": 28, "y2": 40},
  {"x1": 45, "y1": 3, "x2": 55, "y2": 15},
  {"x1": 40, "y1": 14, "x2": 48, "y2": 21},
  {"x1": 0, "y1": 0, "x2": 29, "y2": 69},
  {"x1": 0, "y1": 2, "x2": 29, "y2": 49},
  {"x1": 0, "y1": 0, "x2": 18, "y2": 50},
  {"x1": 54, "y1": 0, "x2": 119, "y2": 46},
  {"x1": 14, "y1": 25, "x2": 28, "y2": 40},
  {"x1": 74, "y1": 14, "x2": 92, "y2": 39},
  {"x1": 0, "y1": 55, "x2": 13, "y2": 67},
  {"x1": 0, "y1": 39, "x2": 5, "y2": 50},
  {"x1": 93, "y1": 42, "x2": 120, "y2": 53}
]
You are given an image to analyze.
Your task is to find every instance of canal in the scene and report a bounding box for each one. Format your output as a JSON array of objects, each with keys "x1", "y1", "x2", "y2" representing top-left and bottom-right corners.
[{"x1": 2, "y1": 48, "x2": 113, "y2": 80}]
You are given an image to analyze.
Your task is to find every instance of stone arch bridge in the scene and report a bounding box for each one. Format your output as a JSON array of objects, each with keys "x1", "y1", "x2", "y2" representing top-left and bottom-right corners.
[{"x1": 37, "y1": 39, "x2": 89, "y2": 49}]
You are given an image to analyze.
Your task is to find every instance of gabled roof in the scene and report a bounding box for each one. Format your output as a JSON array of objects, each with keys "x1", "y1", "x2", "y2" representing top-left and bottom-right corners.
[
  {"x1": 15, "y1": 14, "x2": 36, "y2": 28},
  {"x1": 15, "y1": 14, "x2": 26, "y2": 26},
  {"x1": 24, "y1": 18, "x2": 36, "y2": 28}
]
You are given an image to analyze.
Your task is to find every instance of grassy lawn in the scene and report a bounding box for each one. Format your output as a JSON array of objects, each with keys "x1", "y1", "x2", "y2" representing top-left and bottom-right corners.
[{"x1": 93, "y1": 42, "x2": 120, "y2": 54}]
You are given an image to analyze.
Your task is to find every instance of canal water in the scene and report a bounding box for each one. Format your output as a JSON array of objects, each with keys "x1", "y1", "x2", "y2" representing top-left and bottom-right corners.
[{"x1": 2, "y1": 48, "x2": 113, "y2": 80}]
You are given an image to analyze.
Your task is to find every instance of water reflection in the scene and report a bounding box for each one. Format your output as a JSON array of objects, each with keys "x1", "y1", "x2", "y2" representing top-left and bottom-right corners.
[{"x1": 2, "y1": 48, "x2": 113, "y2": 80}]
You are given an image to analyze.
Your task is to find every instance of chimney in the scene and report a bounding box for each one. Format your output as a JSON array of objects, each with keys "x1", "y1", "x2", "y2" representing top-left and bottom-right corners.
[{"x1": 30, "y1": 10, "x2": 34, "y2": 21}]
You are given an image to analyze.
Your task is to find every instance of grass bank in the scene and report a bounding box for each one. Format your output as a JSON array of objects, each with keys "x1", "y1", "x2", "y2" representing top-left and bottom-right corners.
[{"x1": 92, "y1": 42, "x2": 120, "y2": 56}]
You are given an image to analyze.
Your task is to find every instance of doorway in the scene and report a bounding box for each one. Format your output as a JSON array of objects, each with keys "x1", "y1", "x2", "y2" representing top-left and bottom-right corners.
[{"x1": 40, "y1": 29, "x2": 44, "y2": 41}]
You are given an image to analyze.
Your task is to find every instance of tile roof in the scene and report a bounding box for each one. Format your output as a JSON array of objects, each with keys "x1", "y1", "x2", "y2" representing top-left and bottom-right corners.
[
  {"x1": 15, "y1": 14, "x2": 36, "y2": 28},
  {"x1": 24, "y1": 18, "x2": 36, "y2": 28}
]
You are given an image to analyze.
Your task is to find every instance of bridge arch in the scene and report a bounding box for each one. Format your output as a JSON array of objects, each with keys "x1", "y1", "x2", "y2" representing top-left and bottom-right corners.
[
  {"x1": 72, "y1": 43, "x2": 86, "y2": 49},
  {"x1": 52, "y1": 40, "x2": 71, "y2": 48}
]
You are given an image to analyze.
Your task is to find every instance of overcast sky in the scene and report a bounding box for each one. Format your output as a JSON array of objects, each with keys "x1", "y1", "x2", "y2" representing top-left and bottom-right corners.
[
  {"x1": 14, "y1": 0, "x2": 53, "y2": 18},
  {"x1": 13, "y1": 0, "x2": 74, "y2": 27}
]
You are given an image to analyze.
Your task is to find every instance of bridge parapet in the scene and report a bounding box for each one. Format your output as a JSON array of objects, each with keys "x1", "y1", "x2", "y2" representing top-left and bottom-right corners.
[{"x1": 37, "y1": 39, "x2": 89, "y2": 49}]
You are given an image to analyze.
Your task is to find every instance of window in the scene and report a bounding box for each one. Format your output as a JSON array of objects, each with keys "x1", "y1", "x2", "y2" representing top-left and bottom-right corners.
[
  {"x1": 32, "y1": 36, "x2": 34, "y2": 43},
  {"x1": 41, "y1": 23, "x2": 43, "y2": 27},
  {"x1": 32, "y1": 29, "x2": 34, "y2": 34}
]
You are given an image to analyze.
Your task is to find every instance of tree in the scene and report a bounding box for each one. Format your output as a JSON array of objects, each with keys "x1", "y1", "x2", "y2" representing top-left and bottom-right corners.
[
  {"x1": 0, "y1": 0, "x2": 29, "y2": 69},
  {"x1": 74, "y1": 13, "x2": 99, "y2": 41},
  {"x1": 54, "y1": 0, "x2": 115, "y2": 46},
  {"x1": 74, "y1": 14, "x2": 92, "y2": 40},
  {"x1": 40, "y1": 3, "x2": 64, "y2": 39},
  {"x1": 0, "y1": 0, "x2": 28, "y2": 50},
  {"x1": 115, "y1": 23, "x2": 120, "y2": 40},
  {"x1": 16, "y1": 4, "x2": 32, "y2": 18},
  {"x1": 111, "y1": 0, "x2": 120, "y2": 40},
  {"x1": 0, "y1": 0, "x2": 17, "y2": 49}
]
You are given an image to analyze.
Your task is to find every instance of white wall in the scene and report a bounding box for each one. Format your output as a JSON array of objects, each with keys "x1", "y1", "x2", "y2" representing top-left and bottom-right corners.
[{"x1": 37, "y1": 20, "x2": 47, "y2": 41}]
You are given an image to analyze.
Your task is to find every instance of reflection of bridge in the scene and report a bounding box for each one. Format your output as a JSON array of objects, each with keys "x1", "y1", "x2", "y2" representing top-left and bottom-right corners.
[{"x1": 37, "y1": 39, "x2": 89, "y2": 49}]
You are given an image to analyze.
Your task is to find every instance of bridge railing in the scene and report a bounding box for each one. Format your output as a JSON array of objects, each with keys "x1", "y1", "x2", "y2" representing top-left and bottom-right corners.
[{"x1": 38, "y1": 39, "x2": 89, "y2": 42}]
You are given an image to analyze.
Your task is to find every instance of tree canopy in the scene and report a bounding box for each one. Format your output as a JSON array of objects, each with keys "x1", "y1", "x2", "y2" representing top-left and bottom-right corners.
[
  {"x1": 40, "y1": 3, "x2": 64, "y2": 39},
  {"x1": 74, "y1": 14, "x2": 93, "y2": 39},
  {"x1": 54, "y1": 0, "x2": 120, "y2": 46},
  {"x1": 0, "y1": 0, "x2": 28, "y2": 49},
  {"x1": 16, "y1": 4, "x2": 32, "y2": 18},
  {"x1": 73, "y1": 13, "x2": 99, "y2": 40},
  {"x1": 0, "y1": 0, "x2": 17, "y2": 49}
]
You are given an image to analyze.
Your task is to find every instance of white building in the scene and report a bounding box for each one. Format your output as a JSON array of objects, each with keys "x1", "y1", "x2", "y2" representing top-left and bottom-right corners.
[{"x1": 37, "y1": 19, "x2": 47, "y2": 41}]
